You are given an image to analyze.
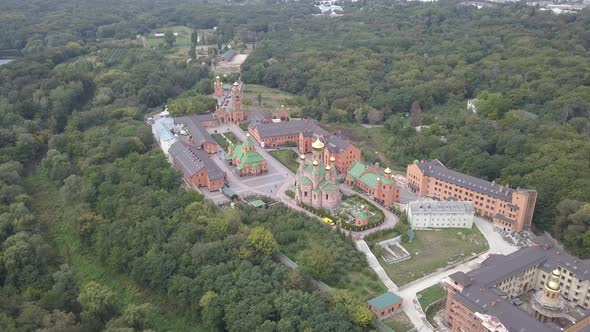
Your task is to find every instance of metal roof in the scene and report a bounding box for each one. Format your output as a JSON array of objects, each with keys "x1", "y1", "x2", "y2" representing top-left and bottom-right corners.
[
  {"x1": 169, "y1": 142, "x2": 225, "y2": 180},
  {"x1": 174, "y1": 115, "x2": 216, "y2": 146},
  {"x1": 408, "y1": 200, "x2": 474, "y2": 215},
  {"x1": 367, "y1": 292, "x2": 402, "y2": 310}
]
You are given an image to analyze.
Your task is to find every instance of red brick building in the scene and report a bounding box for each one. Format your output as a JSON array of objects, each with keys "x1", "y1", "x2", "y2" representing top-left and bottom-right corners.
[
  {"x1": 169, "y1": 142, "x2": 225, "y2": 191},
  {"x1": 367, "y1": 292, "x2": 403, "y2": 319},
  {"x1": 406, "y1": 159, "x2": 537, "y2": 232},
  {"x1": 174, "y1": 114, "x2": 219, "y2": 154},
  {"x1": 249, "y1": 118, "x2": 361, "y2": 174},
  {"x1": 214, "y1": 77, "x2": 246, "y2": 124},
  {"x1": 346, "y1": 161, "x2": 400, "y2": 207}
]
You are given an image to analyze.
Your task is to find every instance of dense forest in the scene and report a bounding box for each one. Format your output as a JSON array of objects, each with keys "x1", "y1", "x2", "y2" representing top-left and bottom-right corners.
[
  {"x1": 242, "y1": 3, "x2": 590, "y2": 254},
  {"x1": 1, "y1": 0, "x2": 590, "y2": 330},
  {"x1": 0, "y1": 1, "x2": 376, "y2": 330}
]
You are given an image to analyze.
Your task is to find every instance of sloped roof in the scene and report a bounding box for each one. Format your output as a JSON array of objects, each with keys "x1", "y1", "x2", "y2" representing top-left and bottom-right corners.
[
  {"x1": 230, "y1": 144, "x2": 265, "y2": 165},
  {"x1": 347, "y1": 161, "x2": 394, "y2": 189},
  {"x1": 169, "y1": 142, "x2": 225, "y2": 180},
  {"x1": 409, "y1": 200, "x2": 475, "y2": 215},
  {"x1": 221, "y1": 49, "x2": 236, "y2": 59},
  {"x1": 153, "y1": 117, "x2": 176, "y2": 143},
  {"x1": 367, "y1": 292, "x2": 402, "y2": 310},
  {"x1": 174, "y1": 115, "x2": 216, "y2": 146},
  {"x1": 415, "y1": 160, "x2": 516, "y2": 201}
]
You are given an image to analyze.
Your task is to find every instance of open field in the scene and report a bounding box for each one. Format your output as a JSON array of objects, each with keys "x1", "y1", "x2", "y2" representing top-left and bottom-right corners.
[
  {"x1": 378, "y1": 227, "x2": 488, "y2": 286},
  {"x1": 382, "y1": 312, "x2": 415, "y2": 332},
  {"x1": 349, "y1": 270, "x2": 388, "y2": 301},
  {"x1": 417, "y1": 284, "x2": 446, "y2": 310},
  {"x1": 269, "y1": 149, "x2": 299, "y2": 173},
  {"x1": 242, "y1": 84, "x2": 305, "y2": 115}
]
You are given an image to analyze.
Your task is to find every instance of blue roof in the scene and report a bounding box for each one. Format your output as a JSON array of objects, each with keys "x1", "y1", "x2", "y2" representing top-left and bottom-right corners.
[
  {"x1": 221, "y1": 49, "x2": 236, "y2": 59},
  {"x1": 367, "y1": 292, "x2": 402, "y2": 310},
  {"x1": 154, "y1": 117, "x2": 176, "y2": 142}
]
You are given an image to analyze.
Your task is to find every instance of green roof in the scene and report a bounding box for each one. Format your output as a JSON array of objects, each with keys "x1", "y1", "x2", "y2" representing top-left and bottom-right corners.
[
  {"x1": 236, "y1": 165, "x2": 244, "y2": 170},
  {"x1": 222, "y1": 186, "x2": 237, "y2": 198},
  {"x1": 243, "y1": 137, "x2": 254, "y2": 147},
  {"x1": 251, "y1": 162, "x2": 260, "y2": 168},
  {"x1": 249, "y1": 199, "x2": 266, "y2": 208},
  {"x1": 222, "y1": 83, "x2": 232, "y2": 89},
  {"x1": 357, "y1": 211, "x2": 368, "y2": 219},
  {"x1": 298, "y1": 176, "x2": 312, "y2": 185},
  {"x1": 348, "y1": 161, "x2": 367, "y2": 178},
  {"x1": 229, "y1": 143, "x2": 265, "y2": 165},
  {"x1": 323, "y1": 183, "x2": 338, "y2": 191},
  {"x1": 305, "y1": 163, "x2": 326, "y2": 175},
  {"x1": 367, "y1": 292, "x2": 402, "y2": 310},
  {"x1": 348, "y1": 161, "x2": 393, "y2": 189}
]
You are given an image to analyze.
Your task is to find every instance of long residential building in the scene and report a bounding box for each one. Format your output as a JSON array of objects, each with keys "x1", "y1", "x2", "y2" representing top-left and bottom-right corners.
[
  {"x1": 443, "y1": 238, "x2": 590, "y2": 332},
  {"x1": 169, "y1": 141, "x2": 225, "y2": 191},
  {"x1": 407, "y1": 200, "x2": 474, "y2": 229},
  {"x1": 406, "y1": 159, "x2": 537, "y2": 232},
  {"x1": 249, "y1": 118, "x2": 361, "y2": 174},
  {"x1": 174, "y1": 114, "x2": 218, "y2": 154}
]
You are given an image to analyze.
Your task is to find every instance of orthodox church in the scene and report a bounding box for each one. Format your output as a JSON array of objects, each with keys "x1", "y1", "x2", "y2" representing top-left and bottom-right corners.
[
  {"x1": 294, "y1": 137, "x2": 341, "y2": 209},
  {"x1": 214, "y1": 76, "x2": 246, "y2": 124}
]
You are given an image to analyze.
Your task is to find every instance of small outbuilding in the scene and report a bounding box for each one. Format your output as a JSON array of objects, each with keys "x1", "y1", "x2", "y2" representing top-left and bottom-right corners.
[{"x1": 367, "y1": 292, "x2": 403, "y2": 319}]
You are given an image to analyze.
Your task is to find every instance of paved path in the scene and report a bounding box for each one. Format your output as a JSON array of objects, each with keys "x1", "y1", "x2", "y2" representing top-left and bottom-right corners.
[
  {"x1": 340, "y1": 184, "x2": 400, "y2": 237},
  {"x1": 358, "y1": 215, "x2": 520, "y2": 331},
  {"x1": 355, "y1": 240, "x2": 398, "y2": 290}
]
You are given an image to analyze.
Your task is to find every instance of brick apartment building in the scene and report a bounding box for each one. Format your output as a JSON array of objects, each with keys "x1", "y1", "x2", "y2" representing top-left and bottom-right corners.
[
  {"x1": 346, "y1": 161, "x2": 400, "y2": 207},
  {"x1": 443, "y1": 237, "x2": 590, "y2": 332},
  {"x1": 406, "y1": 159, "x2": 537, "y2": 232},
  {"x1": 249, "y1": 118, "x2": 361, "y2": 174},
  {"x1": 168, "y1": 142, "x2": 225, "y2": 191}
]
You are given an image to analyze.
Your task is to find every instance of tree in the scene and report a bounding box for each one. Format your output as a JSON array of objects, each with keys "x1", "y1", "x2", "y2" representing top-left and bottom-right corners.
[
  {"x1": 476, "y1": 91, "x2": 511, "y2": 120},
  {"x1": 78, "y1": 282, "x2": 117, "y2": 322},
  {"x1": 164, "y1": 32, "x2": 176, "y2": 48},
  {"x1": 331, "y1": 289, "x2": 374, "y2": 327},
  {"x1": 257, "y1": 92, "x2": 262, "y2": 107},
  {"x1": 247, "y1": 226, "x2": 278, "y2": 257},
  {"x1": 299, "y1": 248, "x2": 335, "y2": 281},
  {"x1": 188, "y1": 47, "x2": 196, "y2": 60},
  {"x1": 191, "y1": 29, "x2": 198, "y2": 46},
  {"x1": 199, "y1": 291, "x2": 223, "y2": 331},
  {"x1": 410, "y1": 101, "x2": 422, "y2": 127},
  {"x1": 122, "y1": 303, "x2": 152, "y2": 330}
]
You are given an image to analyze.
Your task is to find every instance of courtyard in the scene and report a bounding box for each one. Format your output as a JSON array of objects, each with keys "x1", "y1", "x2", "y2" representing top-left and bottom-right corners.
[
  {"x1": 269, "y1": 149, "x2": 299, "y2": 173},
  {"x1": 335, "y1": 195, "x2": 384, "y2": 225},
  {"x1": 377, "y1": 227, "x2": 488, "y2": 286}
]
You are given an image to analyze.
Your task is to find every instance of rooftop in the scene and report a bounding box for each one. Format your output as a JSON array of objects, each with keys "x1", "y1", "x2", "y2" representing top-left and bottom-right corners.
[
  {"x1": 415, "y1": 160, "x2": 523, "y2": 201},
  {"x1": 448, "y1": 243, "x2": 590, "y2": 332},
  {"x1": 367, "y1": 292, "x2": 403, "y2": 310},
  {"x1": 348, "y1": 161, "x2": 394, "y2": 189},
  {"x1": 168, "y1": 142, "x2": 225, "y2": 180},
  {"x1": 408, "y1": 200, "x2": 474, "y2": 215},
  {"x1": 174, "y1": 115, "x2": 216, "y2": 146}
]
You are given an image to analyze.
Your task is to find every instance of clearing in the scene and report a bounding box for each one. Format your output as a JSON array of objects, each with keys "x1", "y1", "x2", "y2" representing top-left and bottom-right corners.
[
  {"x1": 242, "y1": 84, "x2": 305, "y2": 115},
  {"x1": 269, "y1": 149, "x2": 299, "y2": 173},
  {"x1": 377, "y1": 227, "x2": 488, "y2": 286},
  {"x1": 382, "y1": 312, "x2": 415, "y2": 332}
]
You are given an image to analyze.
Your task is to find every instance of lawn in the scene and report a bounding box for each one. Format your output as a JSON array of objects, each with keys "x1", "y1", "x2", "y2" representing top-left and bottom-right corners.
[
  {"x1": 379, "y1": 227, "x2": 488, "y2": 286},
  {"x1": 417, "y1": 284, "x2": 446, "y2": 310},
  {"x1": 382, "y1": 312, "x2": 414, "y2": 332},
  {"x1": 242, "y1": 84, "x2": 305, "y2": 115},
  {"x1": 348, "y1": 270, "x2": 387, "y2": 302},
  {"x1": 212, "y1": 133, "x2": 230, "y2": 150},
  {"x1": 145, "y1": 36, "x2": 191, "y2": 48},
  {"x1": 270, "y1": 149, "x2": 299, "y2": 173},
  {"x1": 225, "y1": 131, "x2": 241, "y2": 144},
  {"x1": 27, "y1": 171, "x2": 204, "y2": 331}
]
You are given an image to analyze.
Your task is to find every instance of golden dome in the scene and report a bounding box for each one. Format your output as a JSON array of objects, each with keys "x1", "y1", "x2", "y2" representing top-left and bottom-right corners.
[
  {"x1": 552, "y1": 269, "x2": 561, "y2": 278},
  {"x1": 233, "y1": 81, "x2": 239, "y2": 86},
  {"x1": 311, "y1": 137, "x2": 325, "y2": 151},
  {"x1": 329, "y1": 156, "x2": 336, "y2": 162},
  {"x1": 325, "y1": 164, "x2": 331, "y2": 171},
  {"x1": 300, "y1": 154, "x2": 306, "y2": 160},
  {"x1": 376, "y1": 177, "x2": 381, "y2": 181},
  {"x1": 384, "y1": 167, "x2": 392, "y2": 174},
  {"x1": 547, "y1": 280, "x2": 560, "y2": 291},
  {"x1": 216, "y1": 75, "x2": 220, "y2": 79},
  {"x1": 246, "y1": 132, "x2": 250, "y2": 137},
  {"x1": 312, "y1": 160, "x2": 319, "y2": 166}
]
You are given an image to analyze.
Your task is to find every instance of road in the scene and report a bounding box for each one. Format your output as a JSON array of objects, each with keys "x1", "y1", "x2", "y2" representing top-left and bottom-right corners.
[{"x1": 357, "y1": 213, "x2": 520, "y2": 332}]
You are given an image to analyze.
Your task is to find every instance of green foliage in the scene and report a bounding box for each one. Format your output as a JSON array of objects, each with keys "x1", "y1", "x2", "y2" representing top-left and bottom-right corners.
[
  {"x1": 476, "y1": 91, "x2": 511, "y2": 120},
  {"x1": 332, "y1": 289, "x2": 374, "y2": 327},
  {"x1": 78, "y1": 281, "x2": 117, "y2": 321},
  {"x1": 163, "y1": 32, "x2": 176, "y2": 48},
  {"x1": 247, "y1": 226, "x2": 279, "y2": 257},
  {"x1": 168, "y1": 95, "x2": 217, "y2": 116}
]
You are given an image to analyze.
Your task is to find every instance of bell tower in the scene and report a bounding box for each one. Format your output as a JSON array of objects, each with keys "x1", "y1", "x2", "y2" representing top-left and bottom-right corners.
[{"x1": 214, "y1": 76, "x2": 223, "y2": 97}]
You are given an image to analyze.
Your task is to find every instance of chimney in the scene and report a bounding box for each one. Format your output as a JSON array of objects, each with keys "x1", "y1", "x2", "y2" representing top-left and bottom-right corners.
[{"x1": 491, "y1": 300, "x2": 497, "y2": 307}]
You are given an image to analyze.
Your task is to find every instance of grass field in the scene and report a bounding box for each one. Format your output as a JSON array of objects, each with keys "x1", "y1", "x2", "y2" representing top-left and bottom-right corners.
[
  {"x1": 382, "y1": 312, "x2": 415, "y2": 332},
  {"x1": 145, "y1": 36, "x2": 191, "y2": 48},
  {"x1": 417, "y1": 284, "x2": 446, "y2": 310},
  {"x1": 348, "y1": 270, "x2": 387, "y2": 301},
  {"x1": 242, "y1": 84, "x2": 305, "y2": 115},
  {"x1": 269, "y1": 149, "x2": 299, "y2": 173},
  {"x1": 27, "y1": 171, "x2": 204, "y2": 331},
  {"x1": 379, "y1": 227, "x2": 488, "y2": 286}
]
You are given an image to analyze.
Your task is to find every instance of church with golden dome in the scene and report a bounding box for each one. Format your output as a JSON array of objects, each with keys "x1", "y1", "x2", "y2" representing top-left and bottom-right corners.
[{"x1": 294, "y1": 137, "x2": 341, "y2": 209}]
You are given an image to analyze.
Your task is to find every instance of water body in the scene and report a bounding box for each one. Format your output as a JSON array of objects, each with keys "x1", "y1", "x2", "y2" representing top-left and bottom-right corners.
[{"x1": 0, "y1": 59, "x2": 14, "y2": 66}]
